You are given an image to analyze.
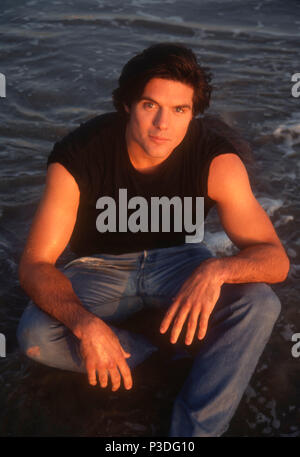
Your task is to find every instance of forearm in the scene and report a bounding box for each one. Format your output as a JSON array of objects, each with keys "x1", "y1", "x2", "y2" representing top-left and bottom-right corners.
[
  {"x1": 200, "y1": 242, "x2": 290, "y2": 285},
  {"x1": 19, "y1": 261, "x2": 94, "y2": 339}
]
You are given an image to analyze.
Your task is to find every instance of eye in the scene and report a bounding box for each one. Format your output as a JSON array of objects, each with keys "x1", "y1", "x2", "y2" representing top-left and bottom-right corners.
[
  {"x1": 143, "y1": 101, "x2": 155, "y2": 110},
  {"x1": 175, "y1": 106, "x2": 185, "y2": 113}
]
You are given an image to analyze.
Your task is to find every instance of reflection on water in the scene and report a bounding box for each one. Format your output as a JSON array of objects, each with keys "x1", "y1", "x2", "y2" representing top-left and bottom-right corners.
[{"x1": 0, "y1": 0, "x2": 300, "y2": 437}]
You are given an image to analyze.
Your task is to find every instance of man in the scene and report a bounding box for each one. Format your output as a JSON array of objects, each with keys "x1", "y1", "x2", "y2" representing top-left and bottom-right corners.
[{"x1": 17, "y1": 43, "x2": 289, "y2": 437}]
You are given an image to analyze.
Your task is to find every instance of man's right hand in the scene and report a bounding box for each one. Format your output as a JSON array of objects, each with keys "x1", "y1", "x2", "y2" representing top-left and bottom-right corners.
[{"x1": 77, "y1": 316, "x2": 133, "y2": 391}]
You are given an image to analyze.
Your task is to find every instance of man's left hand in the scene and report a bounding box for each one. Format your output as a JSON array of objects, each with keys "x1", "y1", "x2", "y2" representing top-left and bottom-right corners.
[{"x1": 160, "y1": 259, "x2": 223, "y2": 345}]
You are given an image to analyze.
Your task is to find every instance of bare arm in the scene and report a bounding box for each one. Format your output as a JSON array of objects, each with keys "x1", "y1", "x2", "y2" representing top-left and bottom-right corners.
[
  {"x1": 19, "y1": 163, "x2": 87, "y2": 333},
  {"x1": 160, "y1": 153, "x2": 290, "y2": 344},
  {"x1": 203, "y1": 153, "x2": 290, "y2": 284},
  {"x1": 19, "y1": 163, "x2": 132, "y2": 390}
]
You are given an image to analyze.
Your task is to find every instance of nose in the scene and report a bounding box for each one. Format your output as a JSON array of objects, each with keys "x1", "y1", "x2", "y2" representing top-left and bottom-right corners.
[{"x1": 153, "y1": 108, "x2": 168, "y2": 130}]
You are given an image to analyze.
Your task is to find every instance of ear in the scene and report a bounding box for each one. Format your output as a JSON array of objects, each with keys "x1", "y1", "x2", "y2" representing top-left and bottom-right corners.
[{"x1": 124, "y1": 104, "x2": 130, "y2": 114}]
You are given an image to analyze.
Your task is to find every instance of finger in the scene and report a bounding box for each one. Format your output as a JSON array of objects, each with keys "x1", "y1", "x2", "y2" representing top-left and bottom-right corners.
[
  {"x1": 117, "y1": 356, "x2": 133, "y2": 390},
  {"x1": 121, "y1": 348, "x2": 131, "y2": 359},
  {"x1": 197, "y1": 310, "x2": 211, "y2": 340},
  {"x1": 85, "y1": 361, "x2": 97, "y2": 386},
  {"x1": 108, "y1": 364, "x2": 121, "y2": 392},
  {"x1": 170, "y1": 301, "x2": 192, "y2": 344},
  {"x1": 160, "y1": 300, "x2": 181, "y2": 334},
  {"x1": 96, "y1": 366, "x2": 108, "y2": 388},
  {"x1": 185, "y1": 306, "x2": 201, "y2": 345}
]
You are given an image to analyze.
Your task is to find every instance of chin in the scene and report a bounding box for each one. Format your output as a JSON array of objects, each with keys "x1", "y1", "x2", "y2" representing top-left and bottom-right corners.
[
  {"x1": 146, "y1": 143, "x2": 173, "y2": 155},
  {"x1": 147, "y1": 149, "x2": 170, "y2": 158}
]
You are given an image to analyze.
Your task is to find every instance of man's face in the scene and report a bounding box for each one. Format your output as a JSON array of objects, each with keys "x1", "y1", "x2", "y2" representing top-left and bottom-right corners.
[{"x1": 125, "y1": 78, "x2": 194, "y2": 168}]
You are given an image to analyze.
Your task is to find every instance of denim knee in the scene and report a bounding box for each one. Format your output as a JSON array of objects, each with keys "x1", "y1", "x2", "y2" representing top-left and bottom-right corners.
[
  {"x1": 242, "y1": 283, "x2": 281, "y2": 323},
  {"x1": 17, "y1": 302, "x2": 57, "y2": 361},
  {"x1": 169, "y1": 283, "x2": 282, "y2": 438}
]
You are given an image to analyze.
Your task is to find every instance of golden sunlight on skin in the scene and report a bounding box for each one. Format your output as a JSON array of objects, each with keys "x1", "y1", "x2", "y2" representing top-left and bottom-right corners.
[{"x1": 125, "y1": 78, "x2": 194, "y2": 171}]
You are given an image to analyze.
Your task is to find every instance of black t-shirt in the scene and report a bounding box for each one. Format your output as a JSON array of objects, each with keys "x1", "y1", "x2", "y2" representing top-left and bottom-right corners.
[{"x1": 47, "y1": 112, "x2": 239, "y2": 256}]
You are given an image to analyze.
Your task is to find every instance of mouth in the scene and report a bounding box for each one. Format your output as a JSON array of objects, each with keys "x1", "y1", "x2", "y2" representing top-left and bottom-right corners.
[{"x1": 149, "y1": 135, "x2": 170, "y2": 143}]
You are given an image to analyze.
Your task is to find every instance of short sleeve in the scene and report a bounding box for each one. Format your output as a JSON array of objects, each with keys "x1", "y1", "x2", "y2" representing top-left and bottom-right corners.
[
  {"x1": 46, "y1": 113, "x2": 113, "y2": 195},
  {"x1": 200, "y1": 116, "x2": 252, "y2": 194},
  {"x1": 201, "y1": 132, "x2": 241, "y2": 198},
  {"x1": 194, "y1": 116, "x2": 251, "y2": 215},
  {"x1": 47, "y1": 127, "x2": 87, "y2": 190}
]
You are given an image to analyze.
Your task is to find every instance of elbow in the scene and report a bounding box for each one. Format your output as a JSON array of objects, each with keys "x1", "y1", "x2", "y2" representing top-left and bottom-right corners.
[
  {"x1": 18, "y1": 255, "x2": 29, "y2": 290},
  {"x1": 18, "y1": 252, "x2": 54, "y2": 290},
  {"x1": 277, "y1": 250, "x2": 290, "y2": 283},
  {"x1": 283, "y1": 257, "x2": 290, "y2": 282},
  {"x1": 266, "y1": 241, "x2": 290, "y2": 283},
  {"x1": 18, "y1": 252, "x2": 37, "y2": 290}
]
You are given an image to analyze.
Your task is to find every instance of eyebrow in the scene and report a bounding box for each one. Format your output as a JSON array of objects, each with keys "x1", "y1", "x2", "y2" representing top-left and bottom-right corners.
[{"x1": 140, "y1": 96, "x2": 192, "y2": 110}]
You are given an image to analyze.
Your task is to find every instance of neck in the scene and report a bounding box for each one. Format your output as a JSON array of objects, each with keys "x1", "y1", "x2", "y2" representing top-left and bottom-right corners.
[{"x1": 127, "y1": 151, "x2": 166, "y2": 174}]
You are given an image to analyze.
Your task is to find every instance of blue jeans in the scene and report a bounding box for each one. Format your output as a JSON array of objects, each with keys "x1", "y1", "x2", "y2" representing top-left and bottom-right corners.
[{"x1": 17, "y1": 243, "x2": 281, "y2": 437}]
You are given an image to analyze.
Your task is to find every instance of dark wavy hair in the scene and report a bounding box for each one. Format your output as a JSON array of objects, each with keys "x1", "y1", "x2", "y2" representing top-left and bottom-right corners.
[{"x1": 112, "y1": 43, "x2": 212, "y2": 117}]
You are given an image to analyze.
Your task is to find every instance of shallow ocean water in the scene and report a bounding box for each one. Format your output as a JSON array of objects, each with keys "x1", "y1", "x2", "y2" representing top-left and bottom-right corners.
[{"x1": 0, "y1": 0, "x2": 300, "y2": 437}]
